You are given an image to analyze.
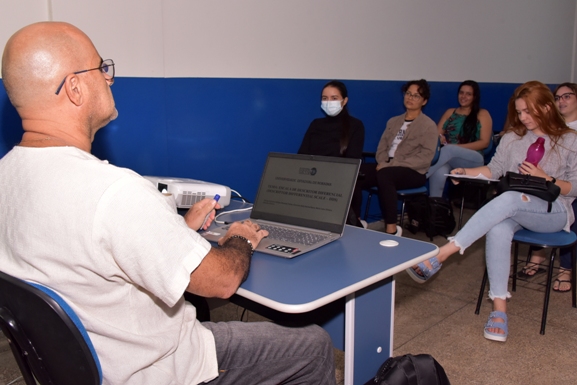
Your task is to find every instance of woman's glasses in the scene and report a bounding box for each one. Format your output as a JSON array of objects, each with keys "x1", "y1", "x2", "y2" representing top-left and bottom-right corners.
[
  {"x1": 554, "y1": 92, "x2": 575, "y2": 102},
  {"x1": 404, "y1": 92, "x2": 422, "y2": 100}
]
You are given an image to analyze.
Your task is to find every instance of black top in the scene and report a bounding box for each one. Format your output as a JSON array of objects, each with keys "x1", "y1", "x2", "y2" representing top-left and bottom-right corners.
[{"x1": 298, "y1": 115, "x2": 365, "y2": 159}]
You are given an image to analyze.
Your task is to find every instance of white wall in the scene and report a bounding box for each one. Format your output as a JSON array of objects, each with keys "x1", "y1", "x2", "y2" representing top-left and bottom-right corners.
[{"x1": 1, "y1": 0, "x2": 576, "y2": 83}]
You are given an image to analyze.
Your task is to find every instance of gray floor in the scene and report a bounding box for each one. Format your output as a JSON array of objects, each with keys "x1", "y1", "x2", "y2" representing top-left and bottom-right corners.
[{"x1": 2, "y1": 207, "x2": 577, "y2": 385}]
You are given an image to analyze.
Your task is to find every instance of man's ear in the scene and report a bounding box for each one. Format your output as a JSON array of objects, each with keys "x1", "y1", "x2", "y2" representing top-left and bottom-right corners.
[{"x1": 65, "y1": 74, "x2": 83, "y2": 106}]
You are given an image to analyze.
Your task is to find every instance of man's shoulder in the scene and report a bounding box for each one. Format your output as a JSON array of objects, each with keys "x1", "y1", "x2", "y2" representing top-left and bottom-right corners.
[{"x1": 1, "y1": 146, "x2": 143, "y2": 189}]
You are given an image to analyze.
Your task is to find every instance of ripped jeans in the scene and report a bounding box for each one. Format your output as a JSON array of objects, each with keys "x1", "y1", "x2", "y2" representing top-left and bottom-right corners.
[{"x1": 450, "y1": 191, "x2": 567, "y2": 300}]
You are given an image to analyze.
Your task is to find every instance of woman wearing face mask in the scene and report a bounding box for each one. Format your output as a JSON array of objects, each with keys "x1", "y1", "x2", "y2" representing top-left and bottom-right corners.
[
  {"x1": 351, "y1": 79, "x2": 438, "y2": 235},
  {"x1": 426, "y1": 80, "x2": 493, "y2": 197},
  {"x1": 298, "y1": 80, "x2": 365, "y2": 159},
  {"x1": 407, "y1": 81, "x2": 577, "y2": 342}
]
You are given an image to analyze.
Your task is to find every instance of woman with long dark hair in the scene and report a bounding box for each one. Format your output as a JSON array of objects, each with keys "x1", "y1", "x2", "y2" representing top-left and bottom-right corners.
[
  {"x1": 408, "y1": 81, "x2": 577, "y2": 342},
  {"x1": 298, "y1": 80, "x2": 365, "y2": 159},
  {"x1": 427, "y1": 80, "x2": 493, "y2": 197}
]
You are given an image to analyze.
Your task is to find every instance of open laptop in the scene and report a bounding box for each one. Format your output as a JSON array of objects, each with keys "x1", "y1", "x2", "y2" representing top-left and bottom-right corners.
[{"x1": 201, "y1": 152, "x2": 361, "y2": 258}]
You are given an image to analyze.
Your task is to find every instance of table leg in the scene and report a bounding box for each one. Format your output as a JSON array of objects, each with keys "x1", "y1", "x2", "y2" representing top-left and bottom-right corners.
[{"x1": 343, "y1": 277, "x2": 394, "y2": 385}]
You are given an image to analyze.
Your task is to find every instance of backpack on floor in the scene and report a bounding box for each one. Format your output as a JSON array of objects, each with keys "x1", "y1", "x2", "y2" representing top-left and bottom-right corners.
[
  {"x1": 405, "y1": 195, "x2": 430, "y2": 235},
  {"x1": 406, "y1": 196, "x2": 456, "y2": 239},
  {"x1": 427, "y1": 197, "x2": 456, "y2": 238},
  {"x1": 364, "y1": 354, "x2": 451, "y2": 385}
]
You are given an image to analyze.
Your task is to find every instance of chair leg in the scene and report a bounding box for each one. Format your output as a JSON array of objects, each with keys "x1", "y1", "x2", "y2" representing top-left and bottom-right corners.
[
  {"x1": 364, "y1": 191, "x2": 373, "y2": 221},
  {"x1": 399, "y1": 198, "x2": 406, "y2": 228},
  {"x1": 540, "y1": 248, "x2": 557, "y2": 335},
  {"x1": 475, "y1": 269, "x2": 488, "y2": 315},
  {"x1": 512, "y1": 242, "x2": 520, "y2": 292},
  {"x1": 572, "y1": 244, "x2": 577, "y2": 308},
  {"x1": 458, "y1": 194, "x2": 465, "y2": 230}
]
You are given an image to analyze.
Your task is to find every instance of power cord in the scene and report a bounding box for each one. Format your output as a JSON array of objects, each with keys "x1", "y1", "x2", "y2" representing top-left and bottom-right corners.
[
  {"x1": 214, "y1": 207, "x2": 253, "y2": 225},
  {"x1": 230, "y1": 189, "x2": 251, "y2": 203}
]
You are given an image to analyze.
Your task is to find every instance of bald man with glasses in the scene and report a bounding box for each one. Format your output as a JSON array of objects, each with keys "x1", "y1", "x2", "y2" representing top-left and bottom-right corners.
[{"x1": 0, "y1": 22, "x2": 335, "y2": 385}]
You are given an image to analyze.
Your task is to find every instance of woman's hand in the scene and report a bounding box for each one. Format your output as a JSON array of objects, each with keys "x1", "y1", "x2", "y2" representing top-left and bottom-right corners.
[
  {"x1": 439, "y1": 134, "x2": 448, "y2": 146},
  {"x1": 449, "y1": 167, "x2": 467, "y2": 184},
  {"x1": 517, "y1": 162, "x2": 548, "y2": 179}
]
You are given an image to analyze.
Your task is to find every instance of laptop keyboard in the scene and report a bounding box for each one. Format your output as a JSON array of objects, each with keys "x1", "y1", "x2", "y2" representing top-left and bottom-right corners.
[{"x1": 259, "y1": 224, "x2": 328, "y2": 246}]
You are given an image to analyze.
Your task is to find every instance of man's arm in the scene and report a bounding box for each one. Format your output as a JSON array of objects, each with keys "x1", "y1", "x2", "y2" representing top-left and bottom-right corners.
[{"x1": 187, "y1": 220, "x2": 268, "y2": 298}]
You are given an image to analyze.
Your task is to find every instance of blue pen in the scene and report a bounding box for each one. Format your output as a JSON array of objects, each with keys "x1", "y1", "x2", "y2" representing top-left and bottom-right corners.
[{"x1": 201, "y1": 194, "x2": 220, "y2": 229}]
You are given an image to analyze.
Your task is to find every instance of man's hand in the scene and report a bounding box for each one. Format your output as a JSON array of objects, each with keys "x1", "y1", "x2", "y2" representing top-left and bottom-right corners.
[
  {"x1": 188, "y1": 220, "x2": 269, "y2": 298},
  {"x1": 184, "y1": 198, "x2": 221, "y2": 231},
  {"x1": 219, "y1": 220, "x2": 269, "y2": 248}
]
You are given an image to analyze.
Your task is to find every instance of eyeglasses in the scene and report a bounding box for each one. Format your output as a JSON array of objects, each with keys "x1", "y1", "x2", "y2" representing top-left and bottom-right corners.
[
  {"x1": 404, "y1": 91, "x2": 422, "y2": 100},
  {"x1": 554, "y1": 92, "x2": 575, "y2": 102},
  {"x1": 55, "y1": 59, "x2": 115, "y2": 95}
]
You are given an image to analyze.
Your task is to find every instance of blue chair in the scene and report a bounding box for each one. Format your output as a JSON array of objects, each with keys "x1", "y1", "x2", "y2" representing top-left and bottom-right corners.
[
  {"x1": 454, "y1": 132, "x2": 500, "y2": 228},
  {"x1": 0, "y1": 271, "x2": 102, "y2": 385},
  {"x1": 474, "y1": 229, "x2": 577, "y2": 335},
  {"x1": 363, "y1": 138, "x2": 442, "y2": 228}
]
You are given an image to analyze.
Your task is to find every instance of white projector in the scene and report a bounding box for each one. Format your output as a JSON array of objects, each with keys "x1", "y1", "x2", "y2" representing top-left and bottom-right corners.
[{"x1": 143, "y1": 176, "x2": 231, "y2": 209}]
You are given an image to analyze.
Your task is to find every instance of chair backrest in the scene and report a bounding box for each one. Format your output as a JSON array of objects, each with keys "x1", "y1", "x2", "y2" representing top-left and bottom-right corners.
[
  {"x1": 0, "y1": 271, "x2": 102, "y2": 385},
  {"x1": 430, "y1": 137, "x2": 442, "y2": 166},
  {"x1": 483, "y1": 132, "x2": 500, "y2": 164}
]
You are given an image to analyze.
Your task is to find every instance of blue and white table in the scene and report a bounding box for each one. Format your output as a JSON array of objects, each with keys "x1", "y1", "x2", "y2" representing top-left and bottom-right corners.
[{"x1": 210, "y1": 202, "x2": 438, "y2": 385}]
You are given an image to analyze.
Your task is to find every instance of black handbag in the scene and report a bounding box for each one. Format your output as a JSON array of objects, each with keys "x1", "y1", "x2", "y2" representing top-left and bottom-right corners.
[
  {"x1": 497, "y1": 171, "x2": 560, "y2": 212},
  {"x1": 364, "y1": 354, "x2": 451, "y2": 385}
]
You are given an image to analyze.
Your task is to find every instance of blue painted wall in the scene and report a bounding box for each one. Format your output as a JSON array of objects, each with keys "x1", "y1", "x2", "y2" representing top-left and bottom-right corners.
[{"x1": 0, "y1": 78, "x2": 520, "y2": 201}]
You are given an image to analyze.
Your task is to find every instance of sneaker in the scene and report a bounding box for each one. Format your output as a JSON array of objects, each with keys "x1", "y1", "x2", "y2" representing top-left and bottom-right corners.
[
  {"x1": 385, "y1": 225, "x2": 403, "y2": 237},
  {"x1": 360, "y1": 220, "x2": 368, "y2": 229}
]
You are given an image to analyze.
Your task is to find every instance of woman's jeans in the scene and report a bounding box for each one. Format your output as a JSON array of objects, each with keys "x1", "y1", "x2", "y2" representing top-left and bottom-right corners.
[
  {"x1": 450, "y1": 191, "x2": 567, "y2": 300},
  {"x1": 427, "y1": 145, "x2": 484, "y2": 197}
]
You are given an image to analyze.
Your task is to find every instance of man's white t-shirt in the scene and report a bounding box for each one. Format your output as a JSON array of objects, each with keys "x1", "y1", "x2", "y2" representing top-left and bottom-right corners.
[{"x1": 0, "y1": 146, "x2": 218, "y2": 385}]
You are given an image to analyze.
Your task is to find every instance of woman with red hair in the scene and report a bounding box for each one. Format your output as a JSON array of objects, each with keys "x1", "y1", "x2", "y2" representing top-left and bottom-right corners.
[{"x1": 407, "y1": 81, "x2": 577, "y2": 342}]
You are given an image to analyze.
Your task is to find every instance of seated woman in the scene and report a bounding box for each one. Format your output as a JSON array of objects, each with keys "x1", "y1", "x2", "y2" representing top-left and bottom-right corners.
[
  {"x1": 407, "y1": 81, "x2": 577, "y2": 342},
  {"x1": 298, "y1": 80, "x2": 365, "y2": 159},
  {"x1": 351, "y1": 79, "x2": 438, "y2": 235},
  {"x1": 555, "y1": 82, "x2": 577, "y2": 129},
  {"x1": 523, "y1": 82, "x2": 577, "y2": 292},
  {"x1": 298, "y1": 80, "x2": 365, "y2": 226},
  {"x1": 427, "y1": 80, "x2": 493, "y2": 197}
]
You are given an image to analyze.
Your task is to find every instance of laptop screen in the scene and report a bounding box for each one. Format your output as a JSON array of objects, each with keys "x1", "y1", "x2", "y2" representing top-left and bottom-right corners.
[{"x1": 251, "y1": 152, "x2": 361, "y2": 234}]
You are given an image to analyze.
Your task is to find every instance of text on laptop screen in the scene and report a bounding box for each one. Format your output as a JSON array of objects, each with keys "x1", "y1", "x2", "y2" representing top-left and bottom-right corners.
[{"x1": 252, "y1": 153, "x2": 359, "y2": 230}]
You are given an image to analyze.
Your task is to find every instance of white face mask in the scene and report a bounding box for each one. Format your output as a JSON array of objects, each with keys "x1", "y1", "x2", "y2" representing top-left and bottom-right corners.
[{"x1": 321, "y1": 100, "x2": 343, "y2": 117}]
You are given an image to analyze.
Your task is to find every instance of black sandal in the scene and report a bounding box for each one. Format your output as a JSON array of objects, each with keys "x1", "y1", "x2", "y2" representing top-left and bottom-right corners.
[
  {"x1": 553, "y1": 279, "x2": 571, "y2": 293},
  {"x1": 518, "y1": 263, "x2": 546, "y2": 278}
]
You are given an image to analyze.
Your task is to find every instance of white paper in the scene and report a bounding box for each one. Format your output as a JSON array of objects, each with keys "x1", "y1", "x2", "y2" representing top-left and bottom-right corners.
[{"x1": 444, "y1": 173, "x2": 499, "y2": 182}]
